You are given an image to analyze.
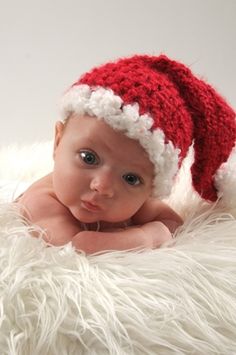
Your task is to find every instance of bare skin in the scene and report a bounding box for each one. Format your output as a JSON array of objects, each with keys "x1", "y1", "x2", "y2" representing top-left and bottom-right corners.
[{"x1": 17, "y1": 115, "x2": 183, "y2": 254}]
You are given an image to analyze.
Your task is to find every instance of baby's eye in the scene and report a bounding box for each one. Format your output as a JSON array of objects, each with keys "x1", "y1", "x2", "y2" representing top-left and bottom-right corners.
[
  {"x1": 79, "y1": 150, "x2": 99, "y2": 165},
  {"x1": 122, "y1": 173, "x2": 142, "y2": 186}
]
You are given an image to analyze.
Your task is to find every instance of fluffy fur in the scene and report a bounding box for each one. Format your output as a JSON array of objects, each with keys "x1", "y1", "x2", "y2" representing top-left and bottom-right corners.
[{"x1": 0, "y1": 143, "x2": 236, "y2": 354}]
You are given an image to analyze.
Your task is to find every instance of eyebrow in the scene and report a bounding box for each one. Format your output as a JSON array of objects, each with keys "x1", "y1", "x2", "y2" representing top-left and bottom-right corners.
[
  {"x1": 128, "y1": 159, "x2": 145, "y2": 170},
  {"x1": 124, "y1": 158, "x2": 153, "y2": 179}
]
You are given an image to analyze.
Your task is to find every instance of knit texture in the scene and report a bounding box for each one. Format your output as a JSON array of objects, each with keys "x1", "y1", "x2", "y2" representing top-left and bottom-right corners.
[{"x1": 62, "y1": 55, "x2": 236, "y2": 203}]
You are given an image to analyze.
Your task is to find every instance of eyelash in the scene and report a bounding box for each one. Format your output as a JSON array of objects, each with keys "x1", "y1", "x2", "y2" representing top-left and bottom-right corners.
[{"x1": 78, "y1": 150, "x2": 143, "y2": 186}]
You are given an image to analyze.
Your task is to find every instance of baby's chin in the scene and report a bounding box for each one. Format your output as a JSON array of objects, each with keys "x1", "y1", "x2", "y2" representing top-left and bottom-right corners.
[
  {"x1": 70, "y1": 206, "x2": 132, "y2": 225},
  {"x1": 67, "y1": 202, "x2": 135, "y2": 229}
]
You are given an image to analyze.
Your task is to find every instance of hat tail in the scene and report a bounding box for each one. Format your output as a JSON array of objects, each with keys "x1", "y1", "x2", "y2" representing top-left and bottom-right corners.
[{"x1": 145, "y1": 55, "x2": 236, "y2": 204}]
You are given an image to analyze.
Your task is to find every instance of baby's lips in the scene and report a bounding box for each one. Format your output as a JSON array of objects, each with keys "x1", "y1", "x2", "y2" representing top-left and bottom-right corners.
[{"x1": 81, "y1": 200, "x2": 103, "y2": 212}]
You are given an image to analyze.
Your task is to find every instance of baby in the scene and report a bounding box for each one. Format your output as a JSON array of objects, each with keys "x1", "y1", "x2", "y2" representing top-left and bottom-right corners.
[
  {"x1": 18, "y1": 114, "x2": 182, "y2": 253},
  {"x1": 17, "y1": 54, "x2": 236, "y2": 254}
]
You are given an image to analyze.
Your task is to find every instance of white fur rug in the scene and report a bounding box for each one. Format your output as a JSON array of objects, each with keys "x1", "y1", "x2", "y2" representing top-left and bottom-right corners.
[{"x1": 0, "y1": 143, "x2": 236, "y2": 354}]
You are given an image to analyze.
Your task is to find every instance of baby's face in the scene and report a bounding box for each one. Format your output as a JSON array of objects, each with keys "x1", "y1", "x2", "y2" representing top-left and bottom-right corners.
[{"x1": 52, "y1": 114, "x2": 154, "y2": 224}]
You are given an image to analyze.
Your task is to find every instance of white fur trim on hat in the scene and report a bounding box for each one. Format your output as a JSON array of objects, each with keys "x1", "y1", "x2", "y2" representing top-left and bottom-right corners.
[
  {"x1": 214, "y1": 145, "x2": 236, "y2": 209},
  {"x1": 60, "y1": 85, "x2": 180, "y2": 198}
]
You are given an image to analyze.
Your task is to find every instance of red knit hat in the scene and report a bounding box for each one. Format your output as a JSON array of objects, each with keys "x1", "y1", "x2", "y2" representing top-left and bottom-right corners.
[{"x1": 61, "y1": 54, "x2": 236, "y2": 207}]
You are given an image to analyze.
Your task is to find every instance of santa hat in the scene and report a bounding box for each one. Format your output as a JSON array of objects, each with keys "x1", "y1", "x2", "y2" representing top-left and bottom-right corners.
[{"x1": 61, "y1": 54, "x2": 236, "y2": 207}]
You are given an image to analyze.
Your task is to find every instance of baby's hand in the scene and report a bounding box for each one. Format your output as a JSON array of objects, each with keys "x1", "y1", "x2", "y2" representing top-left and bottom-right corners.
[
  {"x1": 140, "y1": 221, "x2": 172, "y2": 248},
  {"x1": 72, "y1": 221, "x2": 172, "y2": 254}
]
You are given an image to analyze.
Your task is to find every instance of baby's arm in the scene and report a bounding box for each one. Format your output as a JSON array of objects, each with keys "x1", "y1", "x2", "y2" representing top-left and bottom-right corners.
[
  {"x1": 132, "y1": 198, "x2": 183, "y2": 233},
  {"x1": 72, "y1": 221, "x2": 171, "y2": 254},
  {"x1": 72, "y1": 199, "x2": 181, "y2": 254},
  {"x1": 17, "y1": 192, "x2": 176, "y2": 254}
]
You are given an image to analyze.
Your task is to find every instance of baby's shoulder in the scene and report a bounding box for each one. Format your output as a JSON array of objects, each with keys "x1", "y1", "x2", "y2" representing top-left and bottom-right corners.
[{"x1": 17, "y1": 174, "x2": 66, "y2": 219}]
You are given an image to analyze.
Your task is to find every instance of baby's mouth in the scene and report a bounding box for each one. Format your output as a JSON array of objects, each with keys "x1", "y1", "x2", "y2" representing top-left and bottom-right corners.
[{"x1": 81, "y1": 200, "x2": 103, "y2": 212}]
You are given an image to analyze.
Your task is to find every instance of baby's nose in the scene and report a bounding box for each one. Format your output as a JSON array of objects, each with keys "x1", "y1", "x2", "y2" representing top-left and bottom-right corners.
[{"x1": 90, "y1": 169, "x2": 115, "y2": 198}]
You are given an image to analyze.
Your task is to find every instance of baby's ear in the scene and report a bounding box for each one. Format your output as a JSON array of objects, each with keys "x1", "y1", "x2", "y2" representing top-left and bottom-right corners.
[{"x1": 53, "y1": 121, "x2": 64, "y2": 159}]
